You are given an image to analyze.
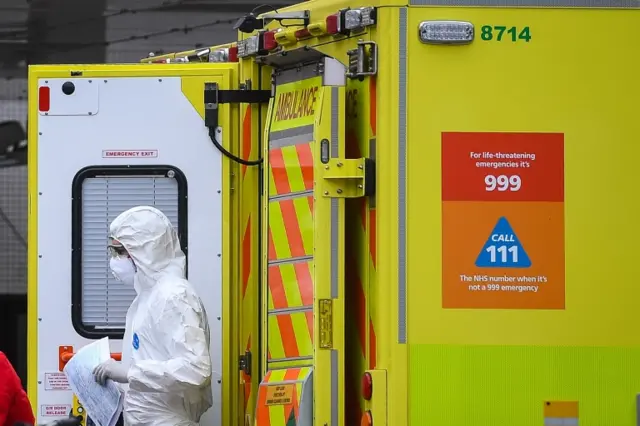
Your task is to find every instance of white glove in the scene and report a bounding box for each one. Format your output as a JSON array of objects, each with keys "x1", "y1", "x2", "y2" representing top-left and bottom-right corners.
[{"x1": 93, "y1": 359, "x2": 128, "y2": 385}]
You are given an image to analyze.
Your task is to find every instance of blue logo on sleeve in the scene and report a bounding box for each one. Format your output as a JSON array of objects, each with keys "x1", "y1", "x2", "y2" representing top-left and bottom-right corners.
[{"x1": 132, "y1": 332, "x2": 140, "y2": 350}]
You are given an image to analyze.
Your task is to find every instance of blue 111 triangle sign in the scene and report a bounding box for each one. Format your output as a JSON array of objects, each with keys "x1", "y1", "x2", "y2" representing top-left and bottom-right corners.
[{"x1": 475, "y1": 216, "x2": 531, "y2": 268}]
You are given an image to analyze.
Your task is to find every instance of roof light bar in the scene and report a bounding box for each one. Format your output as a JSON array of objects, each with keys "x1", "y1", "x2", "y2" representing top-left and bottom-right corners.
[
  {"x1": 263, "y1": 30, "x2": 279, "y2": 50},
  {"x1": 209, "y1": 48, "x2": 230, "y2": 62},
  {"x1": 151, "y1": 57, "x2": 187, "y2": 63},
  {"x1": 325, "y1": 13, "x2": 343, "y2": 35},
  {"x1": 274, "y1": 29, "x2": 297, "y2": 46},
  {"x1": 307, "y1": 21, "x2": 327, "y2": 37},
  {"x1": 228, "y1": 46, "x2": 239, "y2": 62},
  {"x1": 344, "y1": 7, "x2": 376, "y2": 30},
  {"x1": 237, "y1": 35, "x2": 261, "y2": 58},
  {"x1": 418, "y1": 20, "x2": 474, "y2": 45},
  {"x1": 295, "y1": 28, "x2": 312, "y2": 40}
]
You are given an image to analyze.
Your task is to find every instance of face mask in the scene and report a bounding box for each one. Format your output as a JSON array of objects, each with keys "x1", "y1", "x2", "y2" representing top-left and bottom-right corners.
[{"x1": 110, "y1": 257, "x2": 136, "y2": 285}]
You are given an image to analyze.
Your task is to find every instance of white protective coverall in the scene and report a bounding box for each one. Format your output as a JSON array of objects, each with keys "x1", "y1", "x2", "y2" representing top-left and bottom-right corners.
[{"x1": 110, "y1": 206, "x2": 213, "y2": 426}]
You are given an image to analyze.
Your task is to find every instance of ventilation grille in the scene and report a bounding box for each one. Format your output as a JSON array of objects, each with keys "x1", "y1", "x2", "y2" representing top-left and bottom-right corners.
[{"x1": 80, "y1": 176, "x2": 179, "y2": 328}]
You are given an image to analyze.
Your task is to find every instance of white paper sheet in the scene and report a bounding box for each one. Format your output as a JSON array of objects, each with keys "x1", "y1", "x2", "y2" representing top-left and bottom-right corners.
[{"x1": 63, "y1": 337, "x2": 123, "y2": 426}]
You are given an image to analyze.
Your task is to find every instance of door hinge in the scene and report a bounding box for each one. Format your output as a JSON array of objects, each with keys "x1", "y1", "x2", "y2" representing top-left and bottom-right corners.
[
  {"x1": 239, "y1": 350, "x2": 252, "y2": 376},
  {"x1": 322, "y1": 157, "x2": 375, "y2": 198},
  {"x1": 347, "y1": 40, "x2": 378, "y2": 79}
]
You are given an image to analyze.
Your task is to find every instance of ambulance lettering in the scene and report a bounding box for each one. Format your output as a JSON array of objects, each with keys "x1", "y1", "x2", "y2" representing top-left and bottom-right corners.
[{"x1": 274, "y1": 86, "x2": 319, "y2": 122}]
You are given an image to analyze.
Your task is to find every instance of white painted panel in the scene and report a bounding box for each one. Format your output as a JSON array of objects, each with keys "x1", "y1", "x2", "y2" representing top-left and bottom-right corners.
[
  {"x1": 37, "y1": 76, "x2": 223, "y2": 426},
  {"x1": 39, "y1": 79, "x2": 99, "y2": 116}
]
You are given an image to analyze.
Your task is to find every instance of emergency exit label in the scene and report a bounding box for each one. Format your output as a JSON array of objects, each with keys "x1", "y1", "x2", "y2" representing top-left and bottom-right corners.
[{"x1": 441, "y1": 132, "x2": 565, "y2": 309}]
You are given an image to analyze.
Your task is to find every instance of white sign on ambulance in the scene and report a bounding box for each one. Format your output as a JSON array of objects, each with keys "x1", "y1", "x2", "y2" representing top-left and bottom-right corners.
[
  {"x1": 41, "y1": 404, "x2": 72, "y2": 417},
  {"x1": 102, "y1": 149, "x2": 158, "y2": 158},
  {"x1": 44, "y1": 372, "x2": 71, "y2": 391}
]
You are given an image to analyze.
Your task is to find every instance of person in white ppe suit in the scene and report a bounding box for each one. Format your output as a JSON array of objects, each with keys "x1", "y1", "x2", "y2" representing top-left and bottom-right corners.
[{"x1": 92, "y1": 206, "x2": 213, "y2": 426}]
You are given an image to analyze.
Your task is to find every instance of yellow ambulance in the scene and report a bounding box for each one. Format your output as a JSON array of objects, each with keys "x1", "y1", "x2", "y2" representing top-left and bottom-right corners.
[{"x1": 28, "y1": 0, "x2": 640, "y2": 425}]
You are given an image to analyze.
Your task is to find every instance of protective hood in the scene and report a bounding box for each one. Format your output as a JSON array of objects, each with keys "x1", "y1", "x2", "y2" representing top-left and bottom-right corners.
[{"x1": 109, "y1": 206, "x2": 186, "y2": 294}]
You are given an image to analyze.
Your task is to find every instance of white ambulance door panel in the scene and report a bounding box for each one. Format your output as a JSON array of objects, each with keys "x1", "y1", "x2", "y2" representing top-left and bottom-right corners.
[{"x1": 35, "y1": 70, "x2": 229, "y2": 426}]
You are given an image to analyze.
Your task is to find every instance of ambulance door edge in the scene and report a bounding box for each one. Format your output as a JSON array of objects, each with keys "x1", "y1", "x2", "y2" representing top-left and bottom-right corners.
[{"x1": 27, "y1": 66, "x2": 43, "y2": 411}]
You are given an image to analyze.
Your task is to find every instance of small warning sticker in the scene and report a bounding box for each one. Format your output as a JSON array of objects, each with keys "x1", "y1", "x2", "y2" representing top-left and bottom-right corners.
[
  {"x1": 41, "y1": 404, "x2": 72, "y2": 417},
  {"x1": 44, "y1": 372, "x2": 71, "y2": 391},
  {"x1": 265, "y1": 384, "x2": 294, "y2": 406},
  {"x1": 102, "y1": 149, "x2": 158, "y2": 158}
]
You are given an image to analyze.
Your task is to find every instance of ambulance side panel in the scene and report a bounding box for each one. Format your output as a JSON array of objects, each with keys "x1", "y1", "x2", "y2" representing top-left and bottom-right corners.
[{"x1": 403, "y1": 5, "x2": 640, "y2": 426}]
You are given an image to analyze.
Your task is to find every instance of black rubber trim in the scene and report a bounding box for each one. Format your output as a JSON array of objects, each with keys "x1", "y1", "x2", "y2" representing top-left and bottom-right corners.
[
  {"x1": 364, "y1": 158, "x2": 376, "y2": 197},
  {"x1": 70, "y1": 165, "x2": 188, "y2": 339},
  {"x1": 204, "y1": 89, "x2": 271, "y2": 105}
]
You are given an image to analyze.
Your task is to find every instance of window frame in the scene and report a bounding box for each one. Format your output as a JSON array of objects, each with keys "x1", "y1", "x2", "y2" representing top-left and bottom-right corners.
[{"x1": 71, "y1": 165, "x2": 188, "y2": 339}]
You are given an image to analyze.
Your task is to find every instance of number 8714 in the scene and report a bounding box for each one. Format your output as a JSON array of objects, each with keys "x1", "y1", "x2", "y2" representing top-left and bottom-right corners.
[{"x1": 480, "y1": 25, "x2": 531, "y2": 42}]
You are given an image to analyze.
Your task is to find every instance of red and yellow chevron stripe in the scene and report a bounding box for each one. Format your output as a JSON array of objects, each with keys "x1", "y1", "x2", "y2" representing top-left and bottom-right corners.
[
  {"x1": 266, "y1": 260, "x2": 314, "y2": 360},
  {"x1": 267, "y1": 311, "x2": 313, "y2": 360},
  {"x1": 268, "y1": 197, "x2": 313, "y2": 261},
  {"x1": 256, "y1": 368, "x2": 312, "y2": 426},
  {"x1": 268, "y1": 261, "x2": 313, "y2": 310},
  {"x1": 269, "y1": 143, "x2": 314, "y2": 197},
  {"x1": 267, "y1": 106, "x2": 317, "y2": 365}
]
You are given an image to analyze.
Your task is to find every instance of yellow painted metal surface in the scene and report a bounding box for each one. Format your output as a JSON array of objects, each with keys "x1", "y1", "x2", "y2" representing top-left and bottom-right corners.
[
  {"x1": 368, "y1": 8, "x2": 409, "y2": 426},
  {"x1": 237, "y1": 59, "x2": 270, "y2": 426},
  {"x1": 405, "y1": 6, "x2": 640, "y2": 426},
  {"x1": 71, "y1": 395, "x2": 87, "y2": 426},
  {"x1": 311, "y1": 83, "x2": 346, "y2": 426},
  {"x1": 26, "y1": 66, "x2": 39, "y2": 414}
]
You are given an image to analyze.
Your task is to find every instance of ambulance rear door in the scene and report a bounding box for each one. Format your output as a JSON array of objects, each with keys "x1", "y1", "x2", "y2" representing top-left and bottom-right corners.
[
  {"x1": 28, "y1": 63, "x2": 239, "y2": 426},
  {"x1": 254, "y1": 53, "x2": 370, "y2": 426}
]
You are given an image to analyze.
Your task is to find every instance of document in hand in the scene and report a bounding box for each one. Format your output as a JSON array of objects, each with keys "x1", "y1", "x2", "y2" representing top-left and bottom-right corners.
[{"x1": 62, "y1": 337, "x2": 124, "y2": 426}]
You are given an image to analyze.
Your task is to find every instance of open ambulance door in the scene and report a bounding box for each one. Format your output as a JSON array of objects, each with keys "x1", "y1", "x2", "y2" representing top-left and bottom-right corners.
[
  {"x1": 28, "y1": 63, "x2": 251, "y2": 426},
  {"x1": 256, "y1": 52, "x2": 372, "y2": 426}
]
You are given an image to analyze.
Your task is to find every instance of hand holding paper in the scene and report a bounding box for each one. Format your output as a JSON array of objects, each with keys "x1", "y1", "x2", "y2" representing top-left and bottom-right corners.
[
  {"x1": 62, "y1": 337, "x2": 124, "y2": 426},
  {"x1": 93, "y1": 359, "x2": 128, "y2": 385}
]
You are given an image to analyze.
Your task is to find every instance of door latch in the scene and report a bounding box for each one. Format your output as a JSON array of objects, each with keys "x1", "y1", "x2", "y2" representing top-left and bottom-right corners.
[
  {"x1": 347, "y1": 40, "x2": 378, "y2": 79},
  {"x1": 239, "y1": 350, "x2": 252, "y2": 376}
]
